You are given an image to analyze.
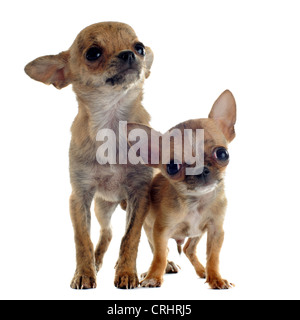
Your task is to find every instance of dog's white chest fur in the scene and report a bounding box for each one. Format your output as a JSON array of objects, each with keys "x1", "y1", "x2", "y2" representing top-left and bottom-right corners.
[
  {"x1": 171, "y1": 205, "x2": 204, "y2": 242},
  {"x1": 184, "y1": 208, "x2": 204, "y2": 237},
  {"x1": 171, "y1": 188, "x2": 217, "y2": 242}
]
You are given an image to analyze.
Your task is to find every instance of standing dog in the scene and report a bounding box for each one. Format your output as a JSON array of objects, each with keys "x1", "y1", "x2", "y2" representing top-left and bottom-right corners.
[
  {"x1": 25, "y1": 22, "x2": 154, "y2": 289},
  {"x1": 127, "y1": 90, "x2": 236, "y2": 289}
]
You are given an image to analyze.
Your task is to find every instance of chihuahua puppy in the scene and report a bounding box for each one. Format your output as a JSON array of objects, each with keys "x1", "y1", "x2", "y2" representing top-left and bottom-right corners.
[
  {"x1": 127, "y1": 90, "x2": 236, "y2": 289},
  {"x1": 25, "y1": 22, "x2": 154, "y2": 289}
]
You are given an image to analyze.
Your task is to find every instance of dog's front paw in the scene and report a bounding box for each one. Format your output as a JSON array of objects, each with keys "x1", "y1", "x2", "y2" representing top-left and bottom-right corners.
[
  {"x1": 114, "y1": 271, "x2": 139, "y2": 289},
  {"x1": 141, "y1": 276, "x2": 163, "y2": 288},
  {"x1": 70, "y1": 270, "x2": 97, "y2": 289},
  {"x1": 206, "y1": 277, "x2": 234, "y2": 290}
]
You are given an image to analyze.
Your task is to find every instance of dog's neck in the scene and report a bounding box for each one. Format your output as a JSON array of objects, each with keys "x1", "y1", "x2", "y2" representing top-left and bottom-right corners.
[
  {"x1": 183, "y1": 181, "x2": 225, "y2": 212},
  {"x1": 74, "y1": 83, "x2": 146, "y2": 141}
]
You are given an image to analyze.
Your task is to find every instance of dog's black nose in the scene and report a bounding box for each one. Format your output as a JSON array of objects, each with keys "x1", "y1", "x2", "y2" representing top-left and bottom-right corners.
[
  {"x1": 198, "y1": 167, "x2": 210, "y2": 179},
  {"x1": 118, "y1": 50, "x2": 136, "y2": 64},
  {"x1": 202, "y1": 167, "x2": 210, "y2": 176}
]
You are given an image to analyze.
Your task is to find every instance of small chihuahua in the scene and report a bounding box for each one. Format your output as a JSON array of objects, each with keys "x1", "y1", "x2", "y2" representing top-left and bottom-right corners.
[
  {"x1": 25, "y1": 22, "x2": 154, "y2": 289},
  {"x1": 127, "y1": 90, "x2": 236, "y2": 289}
]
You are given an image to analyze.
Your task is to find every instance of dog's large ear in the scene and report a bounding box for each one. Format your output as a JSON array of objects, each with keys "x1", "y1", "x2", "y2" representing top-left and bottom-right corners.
[
  {"x1": 144, "y1": 47, "x2": 154, "y2": 79},
  {"x1": 209, "y1": 90, "x2": 237, "y2": 142},
  {"x1": 127, "y1": 123, "x2": 162, "y2": 167},
  {"x1": 24, "y1": 51, "x2": 71, "y2": 89}
]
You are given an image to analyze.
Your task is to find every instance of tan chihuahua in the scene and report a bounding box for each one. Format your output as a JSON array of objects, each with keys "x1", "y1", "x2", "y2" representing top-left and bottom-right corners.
[
  {"x1": 127, "y1": 90, "x2": 236, "y2": 289},
  {"x1": 25, "y1": 22, "x2": 154, "y2": 289}
]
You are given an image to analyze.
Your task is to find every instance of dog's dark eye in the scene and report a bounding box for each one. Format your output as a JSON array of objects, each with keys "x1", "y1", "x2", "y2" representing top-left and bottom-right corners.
[
  {"x1": 86, "y1": 47, "x2": 102, "y2": 61},
  {"x1": 167, "y1": 160, "x2": 182, "y2": 176},
  {"x1": 213, "y1": 147, "x2": 229, "y2": 162},
  {"x1": 134, "y1": 43, "x2": 145, "y2": 56}
]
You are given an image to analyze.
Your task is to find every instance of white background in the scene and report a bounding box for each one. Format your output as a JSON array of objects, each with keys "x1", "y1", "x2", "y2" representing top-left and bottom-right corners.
[{"x1": 1, "y1": 0, "x2": 300, "y2": 300}]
